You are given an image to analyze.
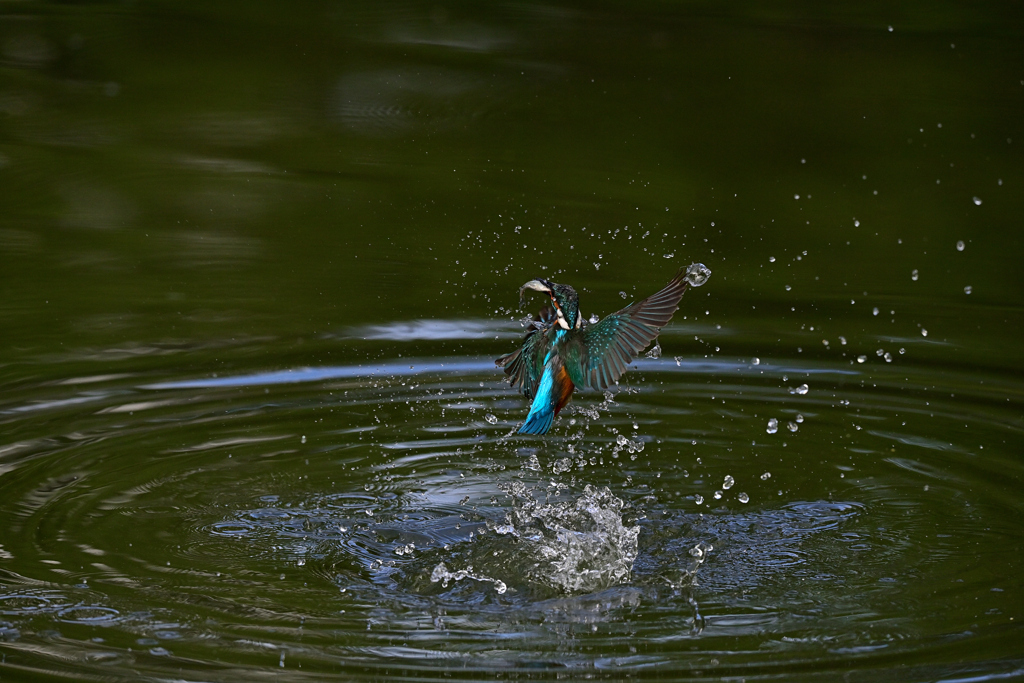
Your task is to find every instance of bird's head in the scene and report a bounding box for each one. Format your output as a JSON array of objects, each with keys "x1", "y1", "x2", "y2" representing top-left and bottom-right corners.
[{"x1": 519, "y1": 278, "x2": 581, "y2": 330}]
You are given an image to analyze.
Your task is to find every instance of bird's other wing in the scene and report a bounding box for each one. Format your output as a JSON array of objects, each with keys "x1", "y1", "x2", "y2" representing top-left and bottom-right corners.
[
  {"x1": 576, "y1": 269, "x2": 688, "y2": 391},
  {"x1": 495, "y1": 308, "x2": 555, "y2": 399}
]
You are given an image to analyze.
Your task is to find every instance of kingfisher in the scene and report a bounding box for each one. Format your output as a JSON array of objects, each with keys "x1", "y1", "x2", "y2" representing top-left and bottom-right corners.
[{"x1": 496, "y1": 263, "x2": 711, "y2": 435}]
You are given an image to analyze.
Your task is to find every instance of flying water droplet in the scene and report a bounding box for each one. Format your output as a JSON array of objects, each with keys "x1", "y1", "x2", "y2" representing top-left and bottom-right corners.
[
  {"x1": 911, "y1": 269, "x2": 919, "y2": 281},
  {"x1": 300, "y1": 435, "x2": 306, "y2": 444},
  {"x1": 738, "y1": 492, "x2": 749, "y2": 503},
  {"x1": 787, "y1": 421, "x2": 798, "y2": 432},
  {"x1": 752, "y1": 357, "x2": 760, "y2": 365},
  {"x1": 645, "y1": 343, "x2": 662, "y2": 359},
  {"x1": 684, "y1": 262, "x2": 711, "y2": 287},
  {"x1": 972, "y1": 197, "x2": 982, "y2": 206},
  {"x1": 921, "y1": 329, "x2": 928, "y2": 337},
  {"x1": 857, "y1": 355, "x2": 867, "y2": 363},
  {"x1": 694, "y1": 494, "x2": 704, "y2": 505},
  {"x1": 790, "y1": 383, "x2": 809, "y2": 395},
  {"x1": 795, "y1": 414, "x2": 804, "y2": 423},
  {"x1": 884, "y1": 352, "x2": 893, "y2": 362},
  {"x1": 964, "y1": 285, "x2": 972, "y2": 294},
  {"x1": 619, "y1": 291, "x2": 628, "y2": 299},
  {"x1": 766, "y1": 418, "x2": 778, "y2": 434},
  {"x1": 956, "y1": 240, "x2": 965, "y2": 251},
  {"x1": 873, "y1": 307, "x2": 879, "y2": 316},
  {"x1": 723, "y1": 475, "x2": 734, "y2": 490},
  {"x1": 484, "y1": 413, "x2": 498, "y2": 425},
  {"x1": 760, "y1": 472, "x2": 772, "y2": 480},
  {"x1": 713, "y1": 490, "x2": 722, "y2": 500}
]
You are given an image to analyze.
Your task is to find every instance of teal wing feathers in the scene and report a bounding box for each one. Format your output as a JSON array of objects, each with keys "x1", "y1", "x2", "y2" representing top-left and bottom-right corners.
[
  {"x1": 496, "y1": 308, "x2": 554, "y2": 399},
  {"x1": 578, "y1": 269, "x2": 689, "y2": 391}
]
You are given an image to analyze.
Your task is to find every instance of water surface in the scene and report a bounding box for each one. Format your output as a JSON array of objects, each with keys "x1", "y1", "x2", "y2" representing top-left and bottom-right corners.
[{"x1": 1, "y1": 2, "x2": 1022, "y2": 681}]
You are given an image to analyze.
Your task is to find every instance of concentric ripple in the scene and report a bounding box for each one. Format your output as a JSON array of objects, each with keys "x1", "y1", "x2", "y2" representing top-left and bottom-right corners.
[{"x1": 0, "y1": 323, "x2": 1022, "y2": 680}]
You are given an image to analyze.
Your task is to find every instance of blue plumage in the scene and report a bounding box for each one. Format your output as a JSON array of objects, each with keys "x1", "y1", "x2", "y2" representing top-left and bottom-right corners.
[{"x1": 497, "y1": 267, "x2": 707, "y2": 435}]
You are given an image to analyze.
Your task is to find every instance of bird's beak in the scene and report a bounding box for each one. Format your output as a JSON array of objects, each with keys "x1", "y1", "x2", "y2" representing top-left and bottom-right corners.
[{"x1": 518, "y1": 279, "x2": 552, "y2": 307}]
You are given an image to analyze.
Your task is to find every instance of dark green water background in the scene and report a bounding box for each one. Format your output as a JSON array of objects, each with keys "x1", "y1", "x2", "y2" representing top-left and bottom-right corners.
[{"x1": 1, "y1": 2, "x2": 1022, "y2": 681}]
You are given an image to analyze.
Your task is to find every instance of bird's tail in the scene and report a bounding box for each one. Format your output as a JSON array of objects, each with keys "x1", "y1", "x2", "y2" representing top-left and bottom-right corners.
[{"x1": 518, "y1": 362, "x2": 574, "y2": 435}]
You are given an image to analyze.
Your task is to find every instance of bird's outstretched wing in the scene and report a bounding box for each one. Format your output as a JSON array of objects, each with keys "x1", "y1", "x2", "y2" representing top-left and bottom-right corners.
[
  {"x1": 575, "y1": 270, "x2": 688, "y2": 391},
  {"x1": 495, "y1": 307, "x2": 555, "y2": 399}
]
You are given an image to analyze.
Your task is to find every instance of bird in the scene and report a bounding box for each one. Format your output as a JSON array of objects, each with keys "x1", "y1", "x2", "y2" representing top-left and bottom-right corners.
[{"x1": 496, "y1": 264, "x2": 710, "y2": 435}]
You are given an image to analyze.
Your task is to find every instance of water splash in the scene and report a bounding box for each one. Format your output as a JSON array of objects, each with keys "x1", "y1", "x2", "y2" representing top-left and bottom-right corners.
[
  {"x1": 431, "y1": 562, "x2": 507, "y2": 594},
  {"x1": 493, "y1": 483, "x2": 639, "y2": 593}
]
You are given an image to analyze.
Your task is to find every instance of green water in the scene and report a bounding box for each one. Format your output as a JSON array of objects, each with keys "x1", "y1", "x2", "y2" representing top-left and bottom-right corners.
[{"x1": 1, "y1": 3, "x2": 1022, "y2": 681}]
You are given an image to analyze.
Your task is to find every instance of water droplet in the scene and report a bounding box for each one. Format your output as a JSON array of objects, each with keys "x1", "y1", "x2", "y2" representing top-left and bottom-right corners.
[
  {"x1": 899, "y1": 348, "x2": 905, "y2": 354},
  {"x1": 760, "y1": 472, "x2": 772, "y2": 480},
  {"x1": 694, "y1": 494, "x2": 704, "y2": 505},
  {"x1": 769, "y1": 256, "x2": 776, "y2": 263},
  {"x1": 738, "y1": 492, "x2": 749, "y2": 503},
  {"x1": 857, "y1": 355, "x2": 867, "y2": 363},
  {"x1": 854, "y1": 219, "x2": 860, "y2": 227},
  {"x1": 300, "y1": 435, "x2": 306, "y2": 444},
  {"x1": 787, "y1": 421, "x2": 798, "y2": 432},
  {"x1": 645, "y1": 343, "x2": 662, "y2": 359},
  {"x1": 839, "y1": 336, "x2": 847, "y2": 345},
  {"x1": 619, "y1": 291, "x2": 628, "y2": 299},
  {"x1": 484, "y1": 413, "x2": 498, "y2": 425},
  {"x1": 684, "y1": 262, "x2": 712, "y2": 287},
  {"x1": 790, "y1": 383, "x2": 809, "y2": 395},
  {"x1": 752, "y1": 357, "x2": 760, "y2": 365},
  {"x1": 713, "y1": 490, "x2": 723, "y2": 500},
  {"x1": 884, "y1": 352, "x2": 893, "y2": 362},
  {"x1": 956, "y1": 240, "x2": 965, "y2": 251},
  {"x1": 723, "y1": 475, "x2": 734, "y2": 490},
  {"x1": 785, "y1": 285, "x2": 792, "y2": 291},
  {"x1": 911, "y1": 269, "x2": 919, "y2": 281},
  {"x1": 876, "y1": 348, "x2": 885, "y2": 356},
  {"x1": 766, "y1": 418, "x2": 778, "y2": 434},
  {"x1": 921, "y1": 329, "x2": 928, "y2": 337},
  {"x1": 589, "y1": 314, "x2": 600, "y2": 324},
  {"x1": 795, "y1": 414, "x2": 804, "y2": 423},
  {"x1": 964, "y1": 285, "x2": 972, "y2": 295},
  {"x1": 973, "y1": 197, "x2": 982, "y2": 206}
]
